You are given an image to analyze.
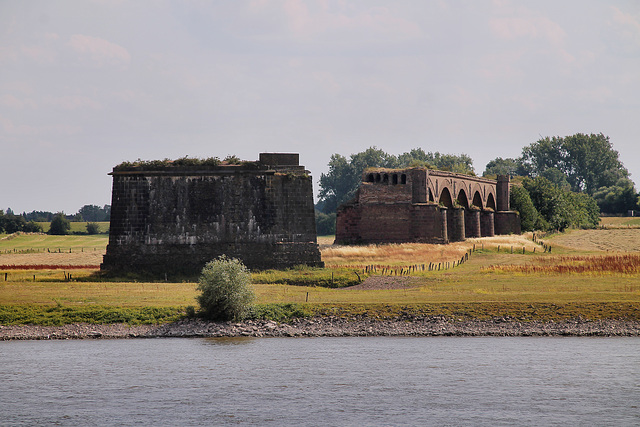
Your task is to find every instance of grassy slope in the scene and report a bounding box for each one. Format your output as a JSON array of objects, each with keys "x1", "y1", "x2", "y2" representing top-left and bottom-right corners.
[{"x1": 0, "y1": 229, "x2": 639, "y2": 324}]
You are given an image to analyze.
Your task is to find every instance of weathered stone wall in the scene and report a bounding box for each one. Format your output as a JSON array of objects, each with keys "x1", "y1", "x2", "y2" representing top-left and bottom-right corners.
[
  {"x1": 335, "y1": 167, "x2": 521, "y2": 244},
  {"x1": 101, "y1": 154, "x2": 323, "y2": 275}
]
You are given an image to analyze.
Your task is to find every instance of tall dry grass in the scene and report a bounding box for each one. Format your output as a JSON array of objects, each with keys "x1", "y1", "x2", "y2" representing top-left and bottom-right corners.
[
  {"x1": 484, "y1": 254, "x2": 640, "y2": 274},
  {"x1": 322, "y1": 234, "x2": 542, "y2": 268}
]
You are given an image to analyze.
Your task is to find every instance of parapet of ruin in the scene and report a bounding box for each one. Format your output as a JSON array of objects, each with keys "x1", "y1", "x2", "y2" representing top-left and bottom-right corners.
[
  {"x1": 335, "y1": 168, "x2": 521, "y2": 244},
  {"x1": 101, "y1": 153, "x2": 323, "y2": 276}
]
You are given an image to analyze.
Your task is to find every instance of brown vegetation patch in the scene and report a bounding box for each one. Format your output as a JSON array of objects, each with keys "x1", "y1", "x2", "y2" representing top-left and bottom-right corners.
[{"x1": 484, "y1": 254, "x2": 640, "y2": 274}]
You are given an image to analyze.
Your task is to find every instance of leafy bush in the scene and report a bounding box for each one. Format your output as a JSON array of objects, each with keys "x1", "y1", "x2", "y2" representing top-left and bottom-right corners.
[
  {"x1": 48, "y1": 213, "x2": 71, "y2": 235},
  {"x1": 509, "y1": 185, "x2": 538, "y2": 232},
  {"x1": 196, "y1": 256, "x2": 255, "y2": 321},
  {"x1": 86, "y1": 222, "x2": 100, "y2": 235}
]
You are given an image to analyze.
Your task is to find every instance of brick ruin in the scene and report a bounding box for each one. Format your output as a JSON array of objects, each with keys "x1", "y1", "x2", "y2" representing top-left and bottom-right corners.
[
  {"x1": 101, "y1": 153, "x2": 323, "y2": 275},
  {"x1": 336, "y1": 168, "x2": 521, "y2": 244}
]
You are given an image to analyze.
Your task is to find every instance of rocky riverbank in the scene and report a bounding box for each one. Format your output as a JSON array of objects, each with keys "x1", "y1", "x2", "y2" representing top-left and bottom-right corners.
[{"x1": 2, "y1": 316, "x2": 640, "y2": 340}]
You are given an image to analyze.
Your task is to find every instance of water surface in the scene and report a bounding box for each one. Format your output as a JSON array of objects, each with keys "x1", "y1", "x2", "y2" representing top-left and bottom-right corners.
[{"x1": 1, "y1": 337, "x2": 638, "y2": 426}]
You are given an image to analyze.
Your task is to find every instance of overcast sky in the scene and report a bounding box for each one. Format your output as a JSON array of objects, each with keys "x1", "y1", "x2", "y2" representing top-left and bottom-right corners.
[{"x1": 1, "y1": 0, "x2": 639, "y2": 214}]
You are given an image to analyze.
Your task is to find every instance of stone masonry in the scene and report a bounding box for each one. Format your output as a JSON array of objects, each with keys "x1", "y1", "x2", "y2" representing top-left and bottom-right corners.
[
  {"x1": 336, "y1": 168, "x2": 521, "y2": 244},
  {"x1": 101, "y1": 153, "x2": 323, "y2": 275}
]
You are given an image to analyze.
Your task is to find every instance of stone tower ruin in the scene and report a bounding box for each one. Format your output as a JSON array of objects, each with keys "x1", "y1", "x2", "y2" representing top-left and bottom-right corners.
[{"x1": 101, "y1": 153, "x2": 323, "y2": 275}]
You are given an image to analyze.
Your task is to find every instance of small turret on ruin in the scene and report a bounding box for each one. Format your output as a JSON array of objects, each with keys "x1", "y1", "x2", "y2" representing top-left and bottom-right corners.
[
  {"x1": 101, "y1": 153, "x2": 323, "y2": 276},
  {"x1": 335, "y1": 167, "x2": 521, "y2": 245}
]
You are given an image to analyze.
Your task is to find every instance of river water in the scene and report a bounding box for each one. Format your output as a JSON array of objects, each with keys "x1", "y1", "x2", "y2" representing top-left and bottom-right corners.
[{"x1": 1, "y1": 337, "x2": 638, "y2": 426}]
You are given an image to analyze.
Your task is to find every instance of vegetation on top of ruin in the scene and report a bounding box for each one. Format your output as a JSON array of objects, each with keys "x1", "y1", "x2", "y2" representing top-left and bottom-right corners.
[{"x1": 113, "y1": 155, "x2": 259, "y2": 171}]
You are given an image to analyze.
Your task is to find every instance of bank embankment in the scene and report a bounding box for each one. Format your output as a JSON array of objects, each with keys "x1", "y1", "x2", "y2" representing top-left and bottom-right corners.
[{"x1": 2, "y1": 317, "x2": 639, "y2": 340}]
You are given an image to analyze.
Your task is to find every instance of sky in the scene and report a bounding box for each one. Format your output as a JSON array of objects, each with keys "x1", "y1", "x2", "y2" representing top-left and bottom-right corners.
[{"x1": 1, "y1": 0, "x2": 639, "y2": 214}]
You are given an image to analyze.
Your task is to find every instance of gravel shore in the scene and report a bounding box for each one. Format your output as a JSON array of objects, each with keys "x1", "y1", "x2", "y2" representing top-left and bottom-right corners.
[{"x1": 2, "y1": 317, "x2": 639, "y2": 340}]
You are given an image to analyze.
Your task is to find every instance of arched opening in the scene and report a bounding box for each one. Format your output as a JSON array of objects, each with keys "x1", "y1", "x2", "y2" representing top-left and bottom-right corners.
[
  {"x1": 472, "y1": 191, "x2": 483, "y2": 209},
  {"x1": 486, "y1": 193, "x2": 496, "y2": 211},
  {"x1": 401, "y1": 174, "x2": 407, "y2": 184},
  {"x1": 439, "y1": 188, "x2": 453, "y2": 208},
  {"x1": 456, "y1": 190, "x2": 469, "y2": 209},
  {"x1": 392, "y1": 174, "x2": 398, "y2": 185},
  {"x1": 375, "y1": 174, "x2": 381, "y2": 183},
  {"x1": 367, "y1": 174, "x2": 374, "y2": 183},
  {"x1": 383, "y1": 174, "x2": 389, "y2": 184},
  {"x1": 428, "y1": 188, "x2": 435, "y2": 202}
]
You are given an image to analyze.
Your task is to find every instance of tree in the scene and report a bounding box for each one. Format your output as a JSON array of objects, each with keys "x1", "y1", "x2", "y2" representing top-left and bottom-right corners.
[
  {"x1": 592, "y1": 178, "x2": 640, "y2": 214},
  {"x1": 86, "y1": 222, "x2": 100, "y2": 235},
  {"x1": 519, "y1": 133, "x2": 628, "y2": 194},
  {"x1": 483, "y1": 157, "x2": 520, "y2": 177},
  {"x1": 196, "y1": 256, "x2": 255, "y2": 321},
  {"x1": 315, "y1": 211, "x2": 336, "y2": 236},
  {"x1": 509, "y1": 185, "x2": 538, "y2": 232},
  {"x1": 522, "y1": 176, "x2": 600, "y2": 231},
  {"x1": 78, "y1": 204, "x2": 111, "y2": 222},
  {"x1": 318, "y1": 147, "x2": 475, "y2": 214},
  {"x1": 49, "y1": 213, "x2": 71, "y2": 235}
]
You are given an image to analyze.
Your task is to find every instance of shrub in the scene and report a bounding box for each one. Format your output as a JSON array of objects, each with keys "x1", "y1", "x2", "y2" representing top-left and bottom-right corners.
[
  {"x1": 86, "y1": 222, "x2": 100, "y2": 235},
  {"x1": 48, "y1": 213, "x2": 71, "y2": 235},
  {"x1": 196, "y1": 256, "x2": 255, "y2": 321}
]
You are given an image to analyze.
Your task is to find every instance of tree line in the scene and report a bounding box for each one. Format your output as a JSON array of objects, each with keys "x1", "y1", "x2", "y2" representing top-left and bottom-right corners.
[
  {"x1": 316, "y1": 133, "x2": 637, "y2": 235},
  {"x1": 0, "y1": 204, "x2": 111, "y2": 235}
]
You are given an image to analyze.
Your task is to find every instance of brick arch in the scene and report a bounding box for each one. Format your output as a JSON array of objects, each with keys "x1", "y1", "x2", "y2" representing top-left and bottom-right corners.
[
  {"x1": 439, "y1": 187, "x2": 453, "y2": 208},
  {"x1": 472, "y1": 191, "x2": 483, "y2": 209},
  {"x1": 456, "y1": 189, "x2": 469, "y2": 208},
  {"x1": 486, "y1": 193, "x2": 496, "y2": 211}
]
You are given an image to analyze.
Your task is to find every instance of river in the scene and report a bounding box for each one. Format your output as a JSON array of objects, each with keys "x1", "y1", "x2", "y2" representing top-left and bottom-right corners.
[{"x1": 1, "y1": 337, "x2": 638, "y2": 426}]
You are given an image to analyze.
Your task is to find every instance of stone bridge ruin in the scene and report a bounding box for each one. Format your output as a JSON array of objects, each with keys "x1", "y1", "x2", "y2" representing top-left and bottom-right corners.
[
  {"x1": 101, "y1": 153, "x2": 323, "y2": 276},
  {"x1": 336, "y1": 168, "x2": 520, "y2": 244}
]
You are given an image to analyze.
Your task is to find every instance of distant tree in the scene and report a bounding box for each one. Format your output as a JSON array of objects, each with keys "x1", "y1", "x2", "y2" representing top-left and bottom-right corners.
[
  {"x1": 86, "y1": 222, "x2": 100, "y2": 235},
  {"x1": 519, "y1": 133, "x2": 628, "y2": 194},
  {"x1": 593, "y1": 178, "x2": 640, "y2": 214},
  {"x1": 522, "y1": 176, "x2": 599, "y2": 231},
  {"x1": 540, "y1": 168, "x2": 571, "y2": 191},
  {"x1": 23, "y1": 211, "x2": 55, "y2": 222},
  {"x1": 196, "y1": 256, "x2": 254, "y2": 321},
  {"x1": 397, "y1": 149, "x2": 475, "y2": 174},
  {"x1": 318, "y1": 147, "x2": 398, "y2": 214},
  {"x1": 23, "y1": 221, "x2": 42, "y2": 233},
  {"x1": 509, "y1": 185, "x2": 538, "y2": 232},
  {"x1": 315, "y1": 211, "x2": 336, "y2": 236},
  {"x1": 483, "y1": 157, "x2": 520, "y2": 177},
  {"x1": 49, "y1": 213, "x2": 71, "y2": 235},
  {"x1": 318, "y1": 147, "x2": 475, "y2": 214},
  {"x1": 78, "y1": 204, "x2": 110, "y2": 222}
]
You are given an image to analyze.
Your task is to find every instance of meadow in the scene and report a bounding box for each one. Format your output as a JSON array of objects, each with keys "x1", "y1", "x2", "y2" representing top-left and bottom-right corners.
[{"x1": 1, "y1": 228, "x2": 639, "y2": 324}]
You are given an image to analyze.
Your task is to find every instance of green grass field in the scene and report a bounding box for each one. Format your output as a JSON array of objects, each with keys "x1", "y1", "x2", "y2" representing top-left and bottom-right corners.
[
  {"x1": 1, "y1": 228, "x2": 639, "y2": 324},
  {"x1": 35, "y1": 221, "x2": 110, "y2": 234},
  {"x1": 0, "y1": 233, "x2": 108, "y2": 253}
]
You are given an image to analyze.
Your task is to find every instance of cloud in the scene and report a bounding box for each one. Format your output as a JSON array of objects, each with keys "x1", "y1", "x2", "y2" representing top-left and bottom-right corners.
[
  {"x1": 67, "y1": 34, "x2": 131, "y2": 67},
  {"x1": 43, "y1": 95, "x2": 102, "y2": 110},
  {"x1": 0, "y1": 94, "x2": 37, "y2": 109},
  {"x1": 607, "y1": 6, "x2": 640, "y2": 53},
  {"x1": 489, "y1": 10, "x2": 565, "y2": 45}
]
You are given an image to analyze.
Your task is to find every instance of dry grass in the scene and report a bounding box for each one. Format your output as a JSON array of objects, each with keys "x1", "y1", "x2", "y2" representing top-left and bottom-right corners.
[
  {"x1": 0, "y1": 252, "x2": 104, "y2": 267},
  {"x1": 599, "y1": 217, "x2": 640, "y2": 228},
  {"x1": 547, "y1": 228, "x2": 640, "y2": 252},
  {"x1": 322, "y1": 234, "x2": 542, "y2": 269},
  {"x1": 484, "y1": 254, "x2": 640, "y2": 274}
]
